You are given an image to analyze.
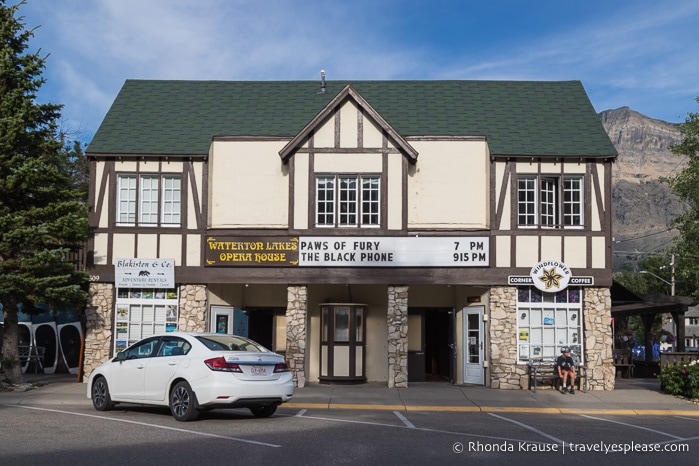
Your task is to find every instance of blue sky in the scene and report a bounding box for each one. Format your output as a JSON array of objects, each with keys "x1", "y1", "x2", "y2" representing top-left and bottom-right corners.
[{"x1": 16, "y1": 0, "x2": 699, "y2": 144}]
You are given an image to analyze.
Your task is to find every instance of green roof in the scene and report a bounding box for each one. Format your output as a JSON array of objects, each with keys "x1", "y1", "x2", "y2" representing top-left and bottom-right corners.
[{"x1": 87, "y1": 79, "x2": 617, "y2": 158}]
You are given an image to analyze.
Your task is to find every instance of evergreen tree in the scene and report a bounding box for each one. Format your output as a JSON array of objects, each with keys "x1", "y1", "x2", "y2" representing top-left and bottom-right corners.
[
  {"x1": 665, "y1": 98, "x2": 699, "y2": 302},
  {"x1": 1, "y1": 1, "x2": 88, "y2": 384}
]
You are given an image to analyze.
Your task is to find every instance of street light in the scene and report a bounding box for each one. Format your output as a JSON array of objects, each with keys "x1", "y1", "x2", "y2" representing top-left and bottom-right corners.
[
  {"x1": 639, "y1": 254, "x2": 678, "y2": 351},
  {"x1": 639, "y1": 253, "x2": 675, "y2": 296},
  {"x1": 639, "y1": 270, "x2": 673, "y2": 293}
]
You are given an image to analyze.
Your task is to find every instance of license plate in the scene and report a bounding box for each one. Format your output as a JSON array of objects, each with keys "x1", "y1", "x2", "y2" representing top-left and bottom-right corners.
[{"x1": 250, "y1": 365, "x2": 269, "y2": 376}]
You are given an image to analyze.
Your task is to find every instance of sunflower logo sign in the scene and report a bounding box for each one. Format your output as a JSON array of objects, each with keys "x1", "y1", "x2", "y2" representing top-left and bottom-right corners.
[{"x1": 530, "y1": 260, "x2": 571, "y2": 292}]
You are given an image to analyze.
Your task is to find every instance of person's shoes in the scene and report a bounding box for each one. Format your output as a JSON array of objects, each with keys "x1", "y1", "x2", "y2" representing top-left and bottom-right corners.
[
  {"x1": 569, "y1": 387, "x2": 575, "y2": 394},
  {"x1": 560, "y1": 387, "x2": 567, "y2": 394}
]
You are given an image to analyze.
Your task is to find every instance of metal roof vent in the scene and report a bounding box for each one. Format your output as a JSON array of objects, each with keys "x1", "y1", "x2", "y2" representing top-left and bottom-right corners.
[{"x1": 318, "y1": 70, "x2": 326, "y2": 94}]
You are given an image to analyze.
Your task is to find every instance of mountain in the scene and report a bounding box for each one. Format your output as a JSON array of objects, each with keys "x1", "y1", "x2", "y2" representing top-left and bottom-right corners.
[{"x1": 599, "y1": 107, "x2": 686, "y2": 271}]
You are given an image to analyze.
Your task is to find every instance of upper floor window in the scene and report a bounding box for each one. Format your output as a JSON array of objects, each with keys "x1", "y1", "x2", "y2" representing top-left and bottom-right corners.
[
  {"x1": 518, "y1": 176, "x2": 583, "y2": 228},
  {"x1": 316, "y1": 175, "x2": 380, "y2": 228},
  {"x1": 117, "y1": 174, "x2": 181, "y2": 226}
]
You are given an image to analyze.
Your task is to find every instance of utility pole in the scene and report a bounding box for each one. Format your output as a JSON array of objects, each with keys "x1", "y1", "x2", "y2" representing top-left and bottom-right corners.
[{"x1": 661, "y1": 253, "x2": 676, "y2": 296}]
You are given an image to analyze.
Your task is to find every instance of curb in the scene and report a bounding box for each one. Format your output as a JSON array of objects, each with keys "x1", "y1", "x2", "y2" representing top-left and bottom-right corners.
[{"x1": 283, "y1": 402, "x2": 699, "y2": 416}]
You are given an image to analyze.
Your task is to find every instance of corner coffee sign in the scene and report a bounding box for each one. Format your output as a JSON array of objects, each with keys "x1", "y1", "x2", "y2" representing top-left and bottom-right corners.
[
  {"x1": 530, "y1": 260, "x2": 571, "y2": 292},
  {"x1": 115, "y1": 259, "x2": 175, "y2": 288}
]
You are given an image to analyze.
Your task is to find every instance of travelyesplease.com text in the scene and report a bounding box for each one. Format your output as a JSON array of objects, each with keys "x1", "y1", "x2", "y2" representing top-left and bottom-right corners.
[{"x1": 456, "y1": 440, "x2": 689, "y2": 454}]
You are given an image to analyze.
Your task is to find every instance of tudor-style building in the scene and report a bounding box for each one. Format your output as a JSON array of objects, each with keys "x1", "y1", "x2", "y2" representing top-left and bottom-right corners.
[{"x1": 83, "y1": 79, "x2": 618, "y2": 389}]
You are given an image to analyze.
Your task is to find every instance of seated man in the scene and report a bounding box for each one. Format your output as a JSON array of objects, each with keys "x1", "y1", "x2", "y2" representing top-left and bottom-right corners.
[{"x1": 556, "y1": 347, "x2": 577, "y2": 394}]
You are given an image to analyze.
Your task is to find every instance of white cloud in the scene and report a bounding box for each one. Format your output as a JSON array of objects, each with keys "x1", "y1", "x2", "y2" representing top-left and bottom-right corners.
[{"x1": 17, "y1": 0, "x2": 699, "y2": 141}]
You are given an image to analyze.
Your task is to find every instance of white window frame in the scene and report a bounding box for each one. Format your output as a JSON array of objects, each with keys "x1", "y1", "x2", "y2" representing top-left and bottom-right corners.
[
  {"x1": 315, "y1": 175, "x2": 380, "y2": 228},
  {"x1": 517, "y1": 175, "x2": 583, "y2": 228},
  {"x1": 516, "y1": 286, "x2": 583, "y2": 364},
  {"x1": 117, "y1": 174, "x2": 181, "y2": 227},
  {"x1": 114, "y1": 288, "x2": 179, "y2": 353}
]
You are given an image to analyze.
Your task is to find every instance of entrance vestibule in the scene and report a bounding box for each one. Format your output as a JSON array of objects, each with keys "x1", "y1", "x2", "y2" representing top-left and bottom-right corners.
[
  {"x1": 409, "y1": 308, "x2": 455, "y2": 383},
  {"x1": 319, "y1": 303, "x2": 366, "y2": 384}
]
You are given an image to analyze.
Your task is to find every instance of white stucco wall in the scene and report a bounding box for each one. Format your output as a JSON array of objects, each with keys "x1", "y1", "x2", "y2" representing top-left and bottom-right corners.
[
  {"x1": 209, "y1": 140, "x2": 289, "y2": 228},
  {"x1": 407, "y1": 140, "x2": 489, "y2": 229}
]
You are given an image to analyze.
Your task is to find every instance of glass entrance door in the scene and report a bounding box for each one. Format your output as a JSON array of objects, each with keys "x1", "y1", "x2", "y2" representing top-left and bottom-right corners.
[{"x1": 463, "y1": 306, "x2": 485, "y2": 384}]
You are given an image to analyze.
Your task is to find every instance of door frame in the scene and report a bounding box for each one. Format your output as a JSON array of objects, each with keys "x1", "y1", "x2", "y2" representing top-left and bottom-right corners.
[
  {"x1": 463, "y1": 306, "x2": 485, "y2": 385},
  {"x1": 210, "y1": 305, "x2": 235, "y2": 334}
]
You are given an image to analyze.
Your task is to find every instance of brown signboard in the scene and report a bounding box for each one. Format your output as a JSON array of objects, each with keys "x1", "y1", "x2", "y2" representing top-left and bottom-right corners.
[{"x1": 205, "y1": 236, "x2": 299, "y2": 267}]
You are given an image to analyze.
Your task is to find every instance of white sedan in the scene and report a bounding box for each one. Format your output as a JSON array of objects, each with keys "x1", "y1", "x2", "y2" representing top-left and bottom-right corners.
[{"x1": 87, "y1": 332, "x2": 294, "y2": 421}]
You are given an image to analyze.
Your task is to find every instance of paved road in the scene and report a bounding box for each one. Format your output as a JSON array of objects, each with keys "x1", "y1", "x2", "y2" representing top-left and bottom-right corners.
[
  {"x1": 1, "y1": 375, "x2": 697, "y2": 464},
  {"x1": 1, "y1": 394, "x2": 697, "y2": 465}
]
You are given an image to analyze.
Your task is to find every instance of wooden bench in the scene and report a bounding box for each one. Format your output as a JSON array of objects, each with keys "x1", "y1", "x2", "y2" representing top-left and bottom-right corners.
[
  {"x1": 613, "y1": 349, "x2": 634, "y2": 379},
  {"x1": 527, "y1": 358, "x2": 587, "y2": 393}
]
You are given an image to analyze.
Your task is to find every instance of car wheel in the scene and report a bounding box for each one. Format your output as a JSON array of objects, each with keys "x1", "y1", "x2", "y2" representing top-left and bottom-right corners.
[
  {"x1": 250, "y1": 404, "x2": 278, "y2": 418},
  {"x1": 92, "y1": 376, "x2": 115, "y2": 411},
  {"x1": 170, "y1": 381, "x2": 199, "y2": 422}
]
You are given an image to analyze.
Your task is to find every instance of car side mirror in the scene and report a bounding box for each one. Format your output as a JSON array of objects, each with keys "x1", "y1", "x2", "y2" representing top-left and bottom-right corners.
[{"x1": 116, "y1": 351, "x2": 127, "y2": 362}]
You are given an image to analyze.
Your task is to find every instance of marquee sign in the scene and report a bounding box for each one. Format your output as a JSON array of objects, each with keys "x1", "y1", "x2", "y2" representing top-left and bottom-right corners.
[{"x1": 205, "y1": 236, "x2": 490, "y2": 267}]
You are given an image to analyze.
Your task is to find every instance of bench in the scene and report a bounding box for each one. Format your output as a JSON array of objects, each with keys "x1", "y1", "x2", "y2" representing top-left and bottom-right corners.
[
  {"x1": 18, "y1": 345, "x2": 45, "y2": 373},
  {"x1": 613, "y1": 349, "x2": 634, "y2": 379},
  {"x1": 527, "y1": 358, "x2": 587, "y2": 393}
]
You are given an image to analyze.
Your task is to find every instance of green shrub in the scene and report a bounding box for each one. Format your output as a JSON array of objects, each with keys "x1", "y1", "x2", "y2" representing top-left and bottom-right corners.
[{"x1": 658, "y1": 360, "x2": 699, "y2": 399}]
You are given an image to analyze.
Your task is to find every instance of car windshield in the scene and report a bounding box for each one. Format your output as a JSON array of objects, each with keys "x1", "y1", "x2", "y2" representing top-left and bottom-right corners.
[{"x1": 195, "y1": 335, "x2": 269, "y2": 353}]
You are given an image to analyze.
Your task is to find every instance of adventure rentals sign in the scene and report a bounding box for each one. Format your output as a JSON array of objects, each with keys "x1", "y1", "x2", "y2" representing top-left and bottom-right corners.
[
  {"x1": 114, "y1": 258, "x2": 175, "y2": 288},
  {"x1": 205, "y1": 236, "x2": 489, "y2": 267}
]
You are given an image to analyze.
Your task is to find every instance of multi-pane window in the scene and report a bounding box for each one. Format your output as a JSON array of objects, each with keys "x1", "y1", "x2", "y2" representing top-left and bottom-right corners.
[
  {"x1": 114, "y1": 288, "x2": 179, "y2": 353},
  {"x1": 517, "y1": 286, "x2": 583, "y2": 363},
  {"x1": 316, "y1": 175, "x2": 380, "y2": 227},
  {"x1": 518, "y1": 176, "x2": 583, "y2": 228},
  {"x1": 117, "y1": 174, "x2": 181, "y2": 226}
]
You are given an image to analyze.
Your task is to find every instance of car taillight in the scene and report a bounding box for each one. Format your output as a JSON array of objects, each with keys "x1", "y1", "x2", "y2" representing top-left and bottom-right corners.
[
  {"x1": 274, "y1": 362, "x2": 289, "y2": 373},
  {"x1": 205, "y1": 356, "x2": 242, "y2": 372}
]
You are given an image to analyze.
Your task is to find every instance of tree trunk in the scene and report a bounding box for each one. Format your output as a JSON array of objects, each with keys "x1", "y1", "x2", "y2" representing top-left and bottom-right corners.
[{"x1": 1, "y1": 305, "x2": 24, "y2": 385}]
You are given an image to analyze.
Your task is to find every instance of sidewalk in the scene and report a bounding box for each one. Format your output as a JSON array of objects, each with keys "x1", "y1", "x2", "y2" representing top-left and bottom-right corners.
[{"x1": 2, "y1": 373, "x2": 698, "y2": 416}]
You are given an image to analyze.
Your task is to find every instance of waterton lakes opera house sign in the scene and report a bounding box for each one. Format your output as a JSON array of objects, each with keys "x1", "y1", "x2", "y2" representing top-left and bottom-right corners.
[{"x1": 205, "y1": 236, "x2": 489, "y2": 267}]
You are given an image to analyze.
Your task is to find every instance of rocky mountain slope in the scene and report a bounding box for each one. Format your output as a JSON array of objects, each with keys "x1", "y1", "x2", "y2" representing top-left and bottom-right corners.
[{"x1": 600, "y1": 107, "x2": 686, "y2": 271}]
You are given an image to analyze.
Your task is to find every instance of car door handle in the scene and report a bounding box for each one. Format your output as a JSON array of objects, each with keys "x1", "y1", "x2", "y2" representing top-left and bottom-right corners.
[
  {"x1": 136, "y1": 365, "x2": 145, "y2": 369},
  {"x1": 168, "y1": 362, "x2": 178, "y2": 366}
]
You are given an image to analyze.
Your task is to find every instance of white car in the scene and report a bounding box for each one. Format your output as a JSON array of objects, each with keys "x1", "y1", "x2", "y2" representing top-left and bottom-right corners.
[{"x1": 87, "y1": 332, "x2": 294, "y2": 421}]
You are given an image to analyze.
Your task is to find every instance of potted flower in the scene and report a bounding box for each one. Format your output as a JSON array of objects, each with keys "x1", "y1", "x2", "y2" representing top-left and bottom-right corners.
[{"x1": 616, "y1": 329, "x2": 635, "y2": 349}]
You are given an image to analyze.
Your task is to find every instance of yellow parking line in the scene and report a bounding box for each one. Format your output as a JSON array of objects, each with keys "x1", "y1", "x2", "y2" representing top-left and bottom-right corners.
[
  {"x1": 284, "y1": 402, "x2": 699, "y2": 416},
  {"x1": 405, "y1": 406, "x2": 481, "y2": 412},
  {"x1": 328, "y1": 403, "x2": 406, "y2": 410}
]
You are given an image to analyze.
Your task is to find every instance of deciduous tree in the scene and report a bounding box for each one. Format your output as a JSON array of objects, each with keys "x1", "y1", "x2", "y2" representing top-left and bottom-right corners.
[{"x1": 664, "y1": 98, "x2": 699, "y2": 302}]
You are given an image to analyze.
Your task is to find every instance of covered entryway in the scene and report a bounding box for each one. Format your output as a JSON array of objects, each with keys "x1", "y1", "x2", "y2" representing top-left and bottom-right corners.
[{"x1": 611, "y1": 281, "x2": 693, "y2": 377}]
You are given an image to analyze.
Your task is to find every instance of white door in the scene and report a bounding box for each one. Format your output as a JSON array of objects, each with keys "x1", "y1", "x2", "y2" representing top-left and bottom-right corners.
[
  {"x1": 210, "y1": 306, "x2": 235, "y2": 334},
  {"x1": 463, "y1": 306, "x2": 484, "y2": 385}
]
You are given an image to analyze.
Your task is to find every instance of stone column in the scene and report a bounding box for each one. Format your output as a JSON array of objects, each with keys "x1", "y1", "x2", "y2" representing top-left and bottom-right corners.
[
  {"x1": 488, "y1": 286, "x2": 522, "y2": 389},
  {"x1": 83, "y1": 282, "x2": 115, "y2": 380},
  {"x1": 178, "y1": 284, "x2": 207, "y2": 332},
  {"x1": 387, "y1": 285, "x2": 409, "y2": 388},
  {"x1": 286, "y1": 285, "x2": 307, "y2": 387},
  {"x1": 583, "y1": 287, "x2": 615, "y2": 390}
]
